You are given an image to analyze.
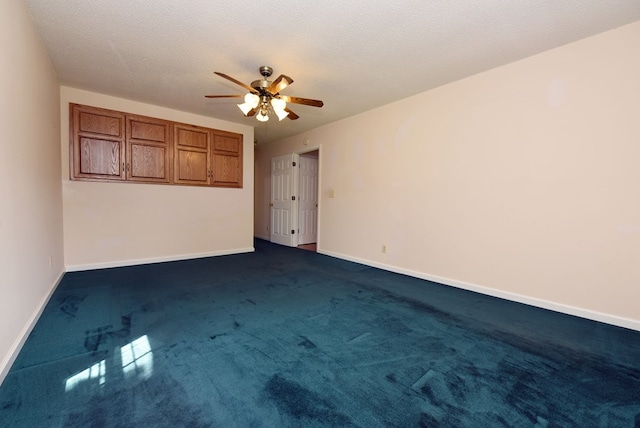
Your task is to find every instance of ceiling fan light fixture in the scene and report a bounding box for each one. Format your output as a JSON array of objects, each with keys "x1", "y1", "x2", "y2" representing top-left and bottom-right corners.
[
  {"x1": 237, "y1": 93, "x2": 260, "y2": 116},
  {"x1": 237, "y1": 102, "x2": 253, "y2": 116},
  {"x1": 256, "y1": 110, "x2": 269, "y2": 122},
  {"x1": 270, "y1": 97, "x2": 286, "y2": 110},
  {"x1": 274, "y1": 107, "x2": 289, "y2": 121},
  {"x1": 271, "y1": 98, "x2": 289, "y2": 121},
  {"x1": 245, "y1": 93, "x2": 260, "y2": 108}
]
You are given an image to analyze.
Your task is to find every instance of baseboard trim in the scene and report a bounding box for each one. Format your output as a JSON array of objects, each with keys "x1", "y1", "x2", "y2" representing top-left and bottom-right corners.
[
  {"x1": 254, "y1": 234, "x2": 269, "y2": 241},
  {"x1": 0, "y1": 270, "x2": 65, "y2": 386},
  {"x1": 65, "y1": 247, "x2": 255, "y2": 272},
  {"x1": 319, "y1": 249, "x2": 640, "y2": 332}
]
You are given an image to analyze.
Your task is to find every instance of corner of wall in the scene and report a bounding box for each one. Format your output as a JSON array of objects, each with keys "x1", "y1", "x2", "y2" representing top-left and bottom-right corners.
[{"x1": 0, "y1": 271, "x2": 64, "y2": 386}]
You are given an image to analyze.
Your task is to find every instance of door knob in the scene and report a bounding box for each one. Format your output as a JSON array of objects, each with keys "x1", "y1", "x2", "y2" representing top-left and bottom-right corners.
[{"x1": 269, "y1": 203, "x2": 274, "y2": 206}]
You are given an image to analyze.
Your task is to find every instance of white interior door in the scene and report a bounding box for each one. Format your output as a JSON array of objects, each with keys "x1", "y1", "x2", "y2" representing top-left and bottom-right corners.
[
  {"x1": 298, "y1": 156, "x2": 318, "y2": 245},
  {"x1": 270, "y1": 153, "x2": 298, "y2": 247}
]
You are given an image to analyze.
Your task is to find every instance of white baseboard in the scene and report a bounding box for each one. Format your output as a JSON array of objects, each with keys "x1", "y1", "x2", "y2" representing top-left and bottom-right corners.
[
  {"x1": 254, "y1": 234, "x2": 269, "y2": 241},
  {"x1": 319, "y1": 249, "x2": 640, "y2": 332},
  {"x1": 65, "y1": 247, "x2": 255, "y2": 272},
  {"x1": 0, "y1": 270, "x2": 65, "y2": 386}
]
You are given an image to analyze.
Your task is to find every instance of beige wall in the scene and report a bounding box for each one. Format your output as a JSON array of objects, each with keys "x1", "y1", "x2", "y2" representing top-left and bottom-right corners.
[
  {"x1": 0, "y1": 1, "x2": 64, "y2": 382},
  {"x1": 61, "y1": 87, "x2": 255, "y2": 270},
  {"x1": 256, "y1": 21, "x2": 640, "y2": 329}
]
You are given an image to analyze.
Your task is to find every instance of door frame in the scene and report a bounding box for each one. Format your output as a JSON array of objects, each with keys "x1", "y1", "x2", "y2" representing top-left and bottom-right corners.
[{"x1": 296, "y1": 148, "x2": 321, "y2": 248}]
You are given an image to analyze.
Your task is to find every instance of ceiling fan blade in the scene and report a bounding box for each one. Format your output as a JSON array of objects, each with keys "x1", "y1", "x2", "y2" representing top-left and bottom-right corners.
[
  {"x1": 280, "y1": 96, "x2": 324, "y2": 108},
  {"x1": 267, "y1": 75, "x2": 293, "y2": 95},
  {"x1": 204, "y1": 94, "x2": 243, "y2": 98},
  {"x1": 246, "y1": 107, "x2": 258, "y2": 117},
  {"x1": 284, "y1": 107, "x2": 299, "y2": 120},
  {"x1": 214, "y1": 72, "x2": 254, "y2": 93}
]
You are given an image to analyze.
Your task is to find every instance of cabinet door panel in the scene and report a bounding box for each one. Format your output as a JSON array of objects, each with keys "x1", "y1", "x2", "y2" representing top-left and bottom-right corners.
[
  {"x1": 211, "y1": 131, "x2": 243, "y2": 187},
  {"x1": 126, "y1": 115, "x2": 171, "y2": 183},
  {"x1": 130, "y1": 120, "x2": 166, "y2": 142},
  {"x1": 176, "y1": 149, "x2": 208, "y2": 184},
  {"x1": 213, "y1": 134, "x2": 240, "y2": 153},
  {"x1": 71, "y1": 104, "x2": 125, "y2": 181},
  {"x1": 79, "y1": 111, "x2": 122, "y2": 137},
  {"x1": 79, "y1": 138, "x2": 123, "y2": 177},
  {"x1": 131, "y1": 144, "x2": 166, "y2": 179},
  {"x1": 174, "y1": 124, "x2": 210, "y2": 185},
  {"x1": 212, "y1": 154, "x2": 241, "y2": 187},
  {"x1": 177, "y1": 127, "x2": 208, "y2": 149}
]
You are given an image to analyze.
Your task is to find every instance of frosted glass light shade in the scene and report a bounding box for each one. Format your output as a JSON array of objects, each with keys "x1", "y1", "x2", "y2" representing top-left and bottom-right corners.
[
  {"x1": 274, "y1": 108, "x2": 289, "y2": 121},
  {"x1": 245, "y1": 93, "x2": 260, "y2": 108},
  {"x1": 256, "y1": 111, "x2": 269, "y2": 122},
  {"x1": 271, "y1": 98, "x2": 289, "y2": 121},
  {"x1": 270, "y1": 97, "x2": 286, "y2": 111},
  {"x1": 237, "y1": 102, "x2": 253, "y2": 115},
  {"x1": 237, "y1": 93, "x2": 260, "y2": 116}
]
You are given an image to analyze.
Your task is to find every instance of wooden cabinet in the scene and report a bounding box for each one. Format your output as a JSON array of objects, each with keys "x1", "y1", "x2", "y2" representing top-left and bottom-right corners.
[
  {"x1": 212, "y1": 131, "x2": 243, "y2": 188},
  {"x1": 126, "y1": 114, "x2": 171, "y2": 183},
  {"x1": 174, "y1": 123, "x2": 210, "y2": 186},
  {"x1": 173, "y1": 125, "x2": 243, "y2": 188},
  {"x1": 70, "y1": 103, "x2": 243, "y2": 188},
  {"x1": 70, "y1": 105, "x2": 126, "y2": 181}
]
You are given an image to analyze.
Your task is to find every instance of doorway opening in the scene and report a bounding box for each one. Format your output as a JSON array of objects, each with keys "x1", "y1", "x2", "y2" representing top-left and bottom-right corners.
[{"x1": 297, "y1": 243, "x2": 317, "y2": 252}]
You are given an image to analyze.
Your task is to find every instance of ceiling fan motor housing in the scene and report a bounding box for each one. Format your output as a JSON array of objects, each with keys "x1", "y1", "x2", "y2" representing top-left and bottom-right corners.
[
  {"x1": 251, "y1": 79, "x2": 271, "y2": 91},
  {"x1": 259, "y1": 66, "x2": 273, "y2": 77},
  {"x1": 252, "y1": 66, "x2": 274, "y2": 92}
]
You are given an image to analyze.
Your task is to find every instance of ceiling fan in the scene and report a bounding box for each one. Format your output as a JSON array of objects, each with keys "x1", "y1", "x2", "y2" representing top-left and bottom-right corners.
[{"x1": 205, "y1": 66, "x2": 323, "y2": 122}]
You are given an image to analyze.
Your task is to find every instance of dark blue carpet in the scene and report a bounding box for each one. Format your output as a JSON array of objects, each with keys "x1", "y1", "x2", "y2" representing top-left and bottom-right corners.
[{"x1": 1, "y1": 239, "x2": 639, "y2": 427}]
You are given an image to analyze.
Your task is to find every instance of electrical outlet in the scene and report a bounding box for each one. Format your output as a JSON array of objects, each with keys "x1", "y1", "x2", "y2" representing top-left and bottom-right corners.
[{"x1": 382, "y1": 245, "x2": 387, "y2": 253}]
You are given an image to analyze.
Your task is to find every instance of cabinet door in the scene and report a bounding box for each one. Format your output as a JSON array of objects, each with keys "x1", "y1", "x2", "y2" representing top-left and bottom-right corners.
[
  {"x1": 211, "y1": 131, "x2": 243, "y2": 188},
  {"x1": 70, "y1": 104, "x2": 125, "y2": 181},
  {"x1": 174, "y1": 124, "x2": 210, "y2": 186},
  {"x1": 126, "y1": 115, "x2": 171, "y2": 183}
]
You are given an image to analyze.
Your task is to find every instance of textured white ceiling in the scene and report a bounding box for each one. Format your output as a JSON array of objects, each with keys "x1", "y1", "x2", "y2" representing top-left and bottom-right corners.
[{"x1": 26, "y1": 1, "x2": 640, "y2": 144}]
